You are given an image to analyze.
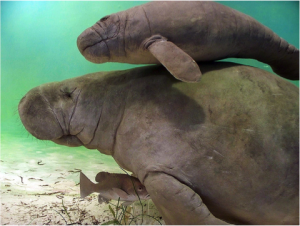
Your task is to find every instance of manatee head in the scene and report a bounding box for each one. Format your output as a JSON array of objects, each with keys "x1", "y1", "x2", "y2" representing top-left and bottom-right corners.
[
  {"x1": 76, "y1": 8, "x2": 154, "y2": 65},
  {"x1": 18, "y1": 74, "x2": 108, "y2": 149},
  {"x1": 77, "y1": 14, "x2": 125, "y2": 64}
]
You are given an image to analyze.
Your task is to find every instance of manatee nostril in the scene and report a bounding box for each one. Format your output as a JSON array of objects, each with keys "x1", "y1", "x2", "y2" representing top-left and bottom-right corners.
[{"x1": 100, "y1": 15, "x2": 110, "y2": 22}]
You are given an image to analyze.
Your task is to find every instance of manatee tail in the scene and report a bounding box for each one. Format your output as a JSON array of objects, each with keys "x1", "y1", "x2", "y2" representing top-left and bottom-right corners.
[
  {"x1": 269, "y1": 40, "x2": 299, "y2": 81},
  {"x1": 248, "y1": 36, "x2": 299, "y2": 81},
  {"x1": 80, "y1": 172, "x2": 95, "y2": 198},
  {"x1": 233, "y1": 11, "x2": 299, "y2": 81}
]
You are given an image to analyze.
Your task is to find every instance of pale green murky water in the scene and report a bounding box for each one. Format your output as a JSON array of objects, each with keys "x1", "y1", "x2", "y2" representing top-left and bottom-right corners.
[
  {"x1": 1, "y1": 1, "x2": 299, "y2": 196},
  {"x1": 0, "y1": 132, "x2": 121, "y2": 194}
]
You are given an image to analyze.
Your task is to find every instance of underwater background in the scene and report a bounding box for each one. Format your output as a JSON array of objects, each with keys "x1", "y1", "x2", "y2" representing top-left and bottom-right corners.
[{"x1": 1, "y1": 1, "x2": 299, "y2": 195}]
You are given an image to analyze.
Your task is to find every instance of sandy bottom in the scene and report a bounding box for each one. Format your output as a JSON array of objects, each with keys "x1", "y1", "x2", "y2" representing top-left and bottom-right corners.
[
  {"x1": 0, "y1": 166, "x2": 164, "y2": 225},
  {"x1": 0, "y1": 134, "x2": 164, "y2": 225},
  {"x1": 1, "y1": 194, "x2": 163, "y2": 225}
]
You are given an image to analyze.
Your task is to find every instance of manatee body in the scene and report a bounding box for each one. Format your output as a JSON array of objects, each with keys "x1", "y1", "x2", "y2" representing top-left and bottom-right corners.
[
  {"x1": 18, "y1": 62, "x2": 299, "y2": 224},
  {"x1": 77, "y1": 1, "x2": 299, "y2": 82}
]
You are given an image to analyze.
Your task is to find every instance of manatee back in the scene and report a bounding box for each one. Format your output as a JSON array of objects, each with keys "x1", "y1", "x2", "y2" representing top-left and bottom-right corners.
[
  {"x1": 113, "y1": 62, "x2": 298, "y2": 224},
  {"x1": 174, "y1": 63, "x2": 299, "y2": 224}
]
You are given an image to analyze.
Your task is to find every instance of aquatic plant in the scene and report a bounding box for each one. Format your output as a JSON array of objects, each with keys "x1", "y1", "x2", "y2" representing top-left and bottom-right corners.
[
  {"x1": 101, "y1": 168, "x2": 163, "y2": 225},
  {"x1": 102, "y1": 198, "x2": 162, "y2": 225}
]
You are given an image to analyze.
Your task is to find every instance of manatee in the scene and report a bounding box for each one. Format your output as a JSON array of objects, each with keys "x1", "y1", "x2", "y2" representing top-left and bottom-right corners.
[
  {"x1": 18, "y1": 62, "x2": 299, "y2": 224},
  {"x1": 77, "y1": 1, "x2": 299, "y2": 82},
  {"x1": 80, "y1": 171, "x2": 150, "y2": 206}
]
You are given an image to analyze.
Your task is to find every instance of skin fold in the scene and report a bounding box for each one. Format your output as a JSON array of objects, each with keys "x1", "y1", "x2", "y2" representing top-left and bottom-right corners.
[
  {"x1": 19, "y1": 62, "x2": 299, "y2": 224},
  {"x1": 77, "y1": 1, "x2": 299, "y2": 82}
]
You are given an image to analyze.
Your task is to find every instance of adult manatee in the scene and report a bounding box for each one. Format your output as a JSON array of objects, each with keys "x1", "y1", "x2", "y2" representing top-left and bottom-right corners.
[
  {"x1": 18, "y1": 62, "x2": 299, "y2": 224},
  {"x1": 77, "y1": 1, "x2": 299, "y2": 82}
]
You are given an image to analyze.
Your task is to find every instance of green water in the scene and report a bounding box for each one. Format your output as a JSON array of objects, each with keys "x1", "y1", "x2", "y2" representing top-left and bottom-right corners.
[
  {"x1": 1, "y1": 1, "x2": 299, "y2": 193},
  {"x1": 1, "y1": 133, "x2": 121, "y2": 193}
]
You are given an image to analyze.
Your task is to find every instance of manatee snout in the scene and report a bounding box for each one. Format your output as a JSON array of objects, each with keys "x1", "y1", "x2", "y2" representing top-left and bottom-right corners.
[
  {"x1": 77, "y1": 14, "x2": 123, "y2": 64},
  {"x1": 19, "y1": 84, "x2": 86, "y2": 147},
  {"x1": 77, "y1": 27, "x2": 111, "y2": 64},
  {"x1": 18, "y1": 87, "x2": 64, "y2": 140}
]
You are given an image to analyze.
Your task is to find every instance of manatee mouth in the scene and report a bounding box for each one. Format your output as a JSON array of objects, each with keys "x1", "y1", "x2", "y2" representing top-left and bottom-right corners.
[
  {"x1": 18, "y1": 87, "x2": 64, "y2": 140},
  {"x1": 77, "y1": 15, "x2": 120, "y2": 63},
  {"x1": 77, "y1": 27, "x2": 110, "y2": 63},
  {"x1": 52, "y1": 135, "x2": 83, "y2": 147},
  {"x1": 18, "y1": 86, "x2": 83, "y2": 147}
]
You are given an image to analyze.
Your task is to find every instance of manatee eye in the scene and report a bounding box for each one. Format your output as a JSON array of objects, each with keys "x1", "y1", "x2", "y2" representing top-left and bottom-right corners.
[
  {"x1": 60, "y1": 87, "x2": 76, "y2": 98},
  {"x1": 67, "y1": 93, "x2": 72, "y2": 98},
  {"x1": 138, "y1": 187, "x2": 143, "y2": 191},
  {"x1": 100, "y1": 16, "x2": 110, "y2": 22}
]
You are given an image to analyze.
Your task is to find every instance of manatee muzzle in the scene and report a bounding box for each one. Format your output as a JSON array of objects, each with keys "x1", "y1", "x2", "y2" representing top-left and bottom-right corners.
[
  {"x1": 18, "y1": 87, "x2": 64, "y2": 140},
  {"x1": 77, "y1": 15, "x2": 120, "y2": 63}
]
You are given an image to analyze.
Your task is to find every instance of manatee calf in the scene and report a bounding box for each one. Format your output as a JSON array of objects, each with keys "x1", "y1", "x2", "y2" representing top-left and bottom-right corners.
[
  {"x1": 80, "y1": 171, "x2": 150, "y2": 206},
  {"x1": 77, "y1": 1, "x2": 299, "y2": 82},
  {"x1": 18, "y1": 62, "x2": 299, "y2": 224}
]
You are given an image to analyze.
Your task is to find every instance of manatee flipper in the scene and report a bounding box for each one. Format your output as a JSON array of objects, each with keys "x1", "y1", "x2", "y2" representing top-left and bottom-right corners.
[
  {"x1": 144, "y1": 172, "x2": 229, "y2": 225},
  {"x1": 143, "y1": 35, "x2": 202, "y2": 83}
]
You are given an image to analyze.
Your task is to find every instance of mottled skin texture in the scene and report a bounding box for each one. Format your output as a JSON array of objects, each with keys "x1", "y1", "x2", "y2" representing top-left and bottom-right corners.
[
  {"x1": 77, "y1": 1, "x2": 299, "y2": 81},
  {"x1": 19, "y1": 62, "x2": 299, "y2": 224}
]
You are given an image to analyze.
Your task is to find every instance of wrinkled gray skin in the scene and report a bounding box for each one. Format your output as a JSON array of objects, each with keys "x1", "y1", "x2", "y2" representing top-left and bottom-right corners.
[
  {"x1": 77, "y1": 1, "x2": 299, "y2": 81},
  {"x1": 19, "y1": 62, "x2": 299, "y2": 224}
]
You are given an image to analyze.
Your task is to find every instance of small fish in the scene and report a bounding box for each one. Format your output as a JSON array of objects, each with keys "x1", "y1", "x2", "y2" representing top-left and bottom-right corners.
[{"x1": 80, "y1": 171, "x2": 150, "y2": 206}]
